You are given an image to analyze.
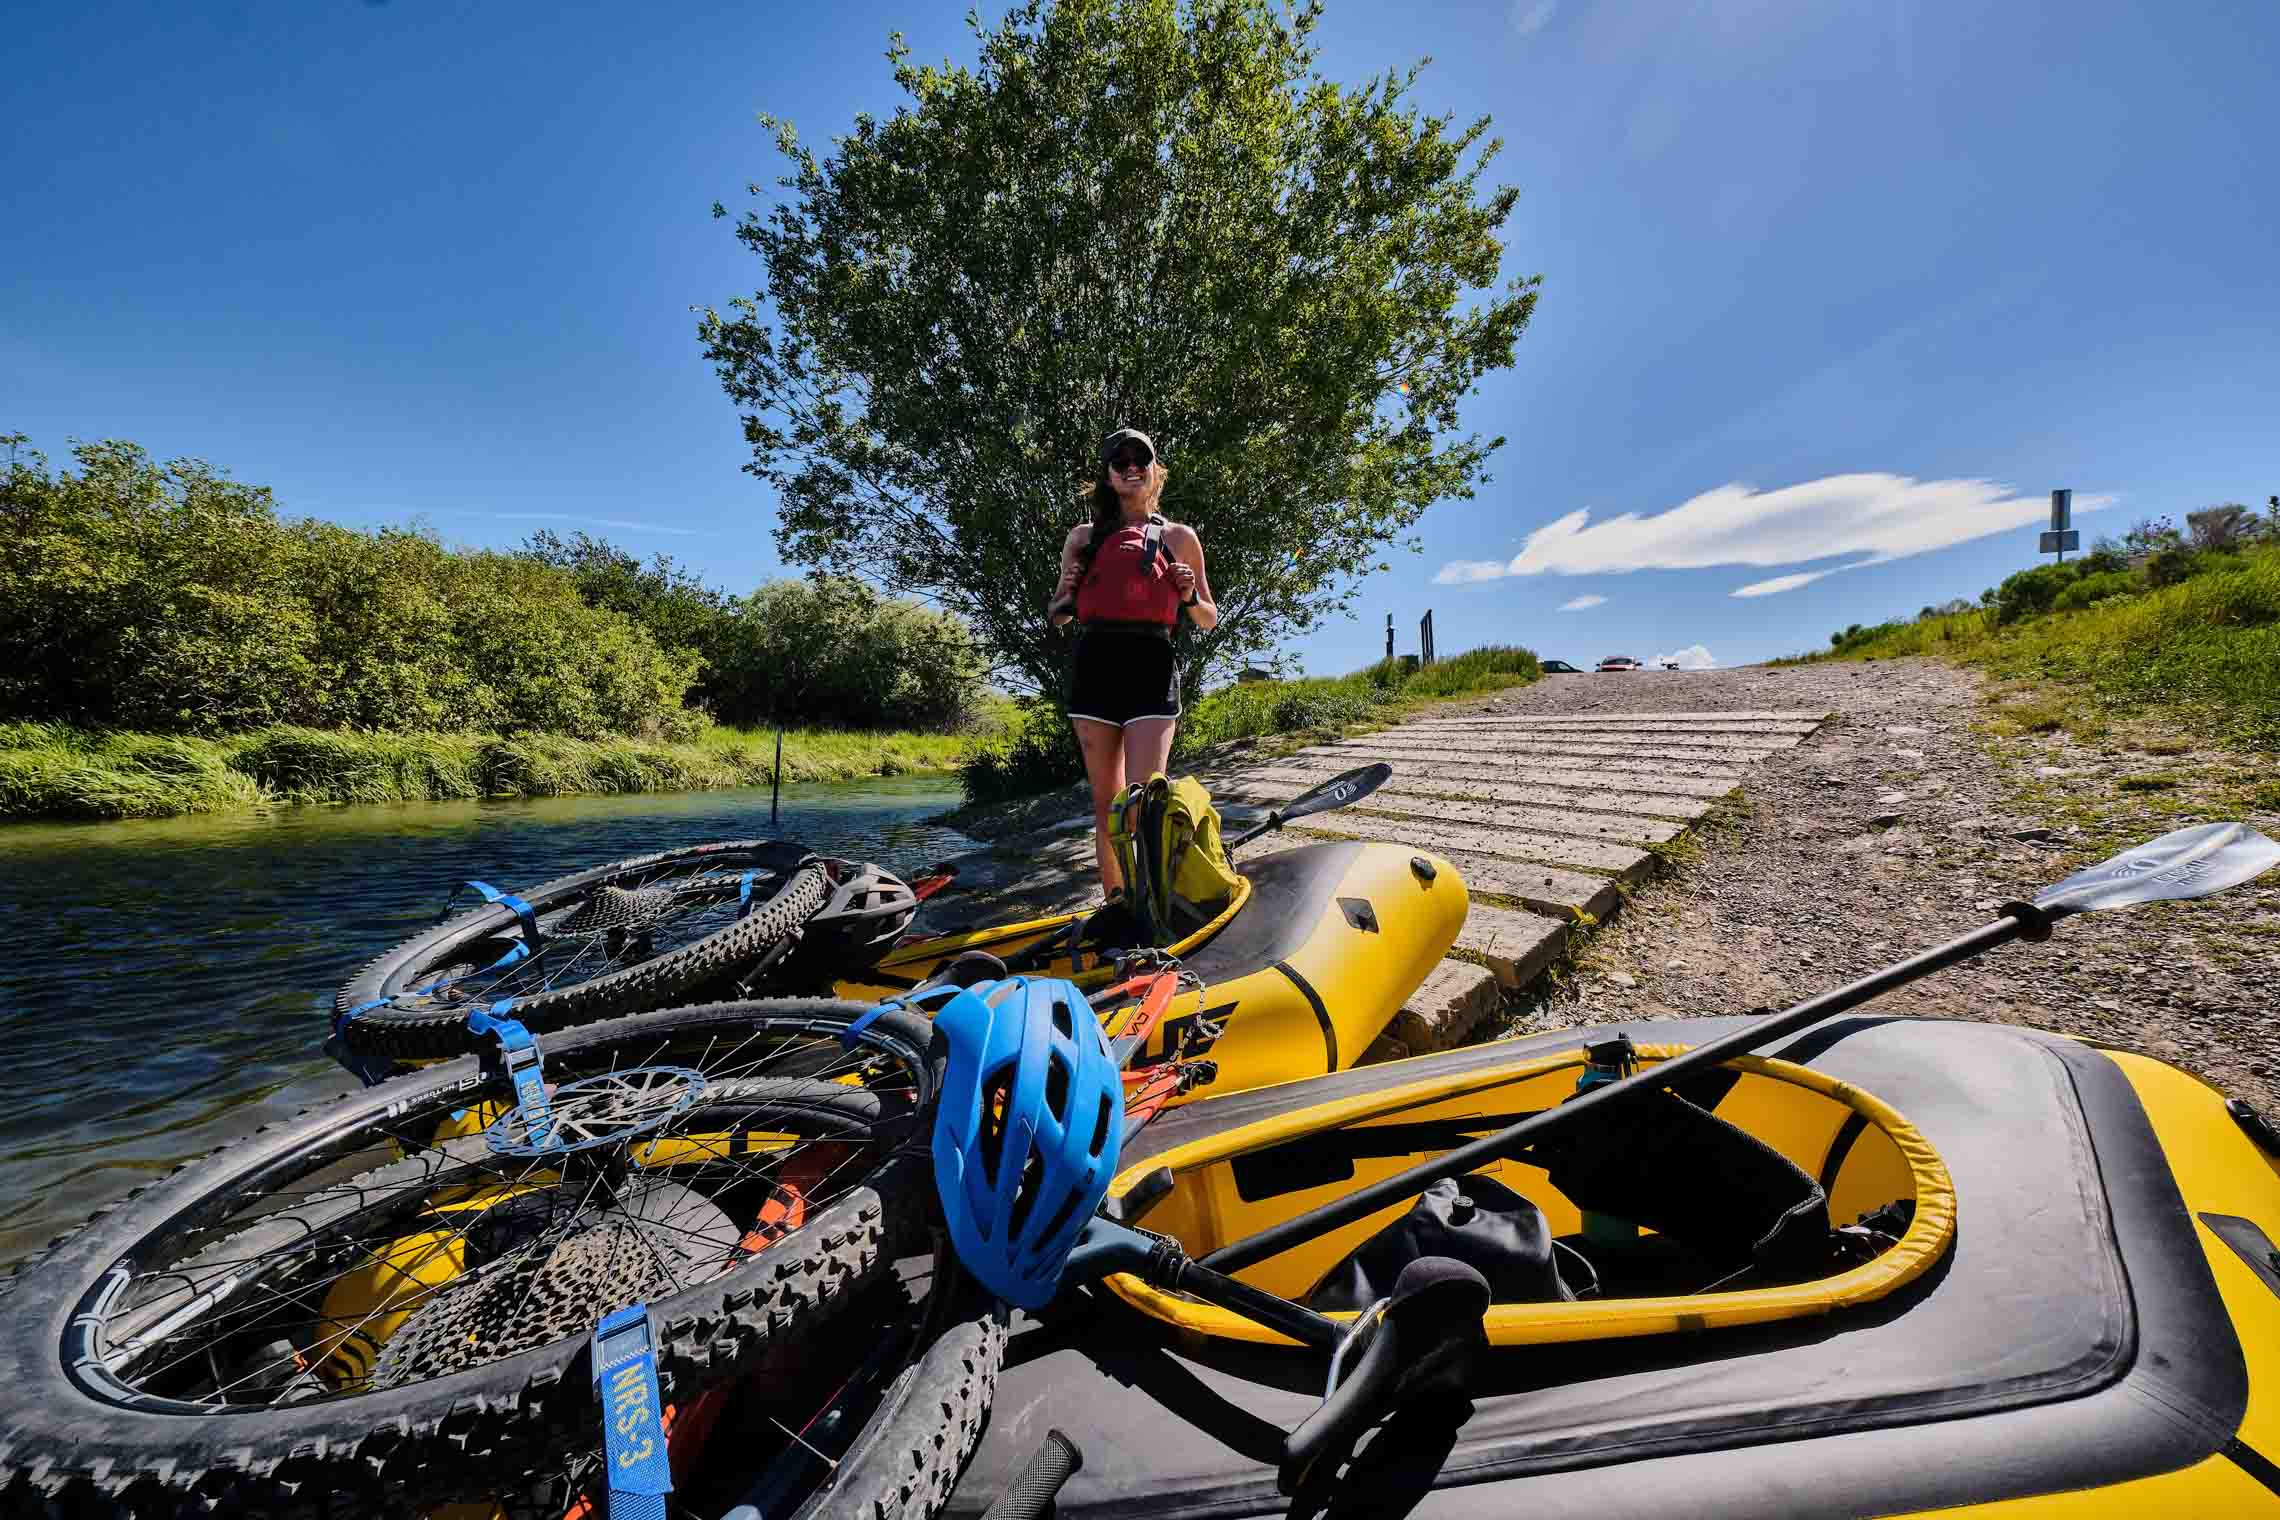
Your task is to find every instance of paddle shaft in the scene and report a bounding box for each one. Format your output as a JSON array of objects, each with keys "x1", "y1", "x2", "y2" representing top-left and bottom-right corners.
[{"x1": 1199, "y1": 910, "x2": 2031, "y2": 1276}]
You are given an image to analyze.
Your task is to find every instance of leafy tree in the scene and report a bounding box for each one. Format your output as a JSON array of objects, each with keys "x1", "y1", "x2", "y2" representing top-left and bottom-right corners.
[
  {"x1": 706, "y1": 575, "x2": 984, "y2": 730},
  {"x1": 700, "y1": 0, "x2": 1537, "y2": 699},
  {"x1": 2122, "y1": 516, "x2": 2182, "y2": 555},
  {"x1": 0, "y1": 435, "x2": 704, "y2": 738},
  {"x1": 2185, "y1": 502, "x2": 2254, "y2": 553},
  {"x1": 518, "y1": 530, "x2": 725, "y2": 660}
]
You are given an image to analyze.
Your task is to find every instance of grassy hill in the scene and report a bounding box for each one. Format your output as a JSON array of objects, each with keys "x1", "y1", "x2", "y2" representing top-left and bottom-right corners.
[{"x1": 1779, "y1": 540, "x2": 2280, "y2": 752}]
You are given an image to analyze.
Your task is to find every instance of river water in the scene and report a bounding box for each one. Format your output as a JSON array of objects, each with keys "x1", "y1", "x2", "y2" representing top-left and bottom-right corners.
[{"x1": 0, "y1": 777, "x2": 974, "y2": 1268}]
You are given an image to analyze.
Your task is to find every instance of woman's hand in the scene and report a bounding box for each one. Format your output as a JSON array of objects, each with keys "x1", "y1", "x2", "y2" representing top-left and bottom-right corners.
[
  {"x1": 1050, "y1": 525, "x2": 1087, "y2": 625},
  {"x1": 1165, "y1": 525, "x2": 1216, "y2": 630}
]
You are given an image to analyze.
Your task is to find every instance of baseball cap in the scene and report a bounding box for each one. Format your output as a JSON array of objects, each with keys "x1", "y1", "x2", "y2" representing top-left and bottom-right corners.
[{"x1": 1100, "y1": 427, "x2": 1156, "y2": 466}]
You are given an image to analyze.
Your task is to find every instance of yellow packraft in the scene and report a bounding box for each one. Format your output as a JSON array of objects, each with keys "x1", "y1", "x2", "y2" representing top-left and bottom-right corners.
[{"x1": 1108, "y1": 773, "x2": 1244, "y2": 945}]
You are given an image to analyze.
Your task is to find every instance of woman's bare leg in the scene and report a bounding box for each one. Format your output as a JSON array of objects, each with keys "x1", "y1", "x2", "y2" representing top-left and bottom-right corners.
[
  {"x1": 1073, "y1": 717, "x2": 1128, "y2": 895},
  {"x1": 1122, "y1": 718, "x2": 1177, "y2": 794}
]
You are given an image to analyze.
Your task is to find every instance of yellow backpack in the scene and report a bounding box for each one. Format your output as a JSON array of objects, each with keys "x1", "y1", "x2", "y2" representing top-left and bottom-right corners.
[{"x1": 1107, "y1": 772, "x2": 1243, "y2": 945}]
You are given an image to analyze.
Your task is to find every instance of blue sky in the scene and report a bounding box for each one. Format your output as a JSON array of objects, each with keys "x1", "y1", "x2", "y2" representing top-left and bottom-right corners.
[{"x1": 6, "y1": 0, "x2": 2274, "y2": 676}]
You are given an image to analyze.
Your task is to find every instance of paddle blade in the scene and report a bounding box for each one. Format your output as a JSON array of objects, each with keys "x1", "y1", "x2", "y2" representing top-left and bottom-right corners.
[
  {"x1": 2033, "y1": 822, "x2": 2280, "y2": 918},
  {"x1": 1275, "y1": 762, "x2": 1392, "y2": 826},
  {"x1": 1225, "y1": 762, "x2": 1393, "y2": 849}
]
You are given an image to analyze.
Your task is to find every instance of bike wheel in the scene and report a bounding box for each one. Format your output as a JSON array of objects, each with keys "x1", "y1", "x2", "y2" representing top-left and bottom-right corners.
[
  {"x1": 484, "y1": 1238, "x2": 1004, "y2": 1520},
  {"x1": 0, "y1": 999, "x2": 938, "y2": 1519},
  {"x1": 335, "y1": 841, "x2": 831, "y2": 1063},
  {"x1": 779, "y1": 1258, "x2": 1004, "y2": 1520}
]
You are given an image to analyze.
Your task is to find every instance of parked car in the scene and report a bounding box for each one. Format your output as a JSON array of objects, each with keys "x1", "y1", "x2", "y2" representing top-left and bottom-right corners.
[
  {"x1": 1542, "y1": 659, "x2": 1583, "y2": 673},
  {"x1": 1596, "y1": 656, "x2": 1642, "y2": 672}
]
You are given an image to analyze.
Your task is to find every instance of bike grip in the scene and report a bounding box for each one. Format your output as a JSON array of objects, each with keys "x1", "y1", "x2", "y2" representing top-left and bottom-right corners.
[
  {"x1": 981, "y1": 1427, "x2": 1085, "y2": 1519},
  {"x1": 1278, "y1": 1256, "x2": 1490, "y2": 1495}
]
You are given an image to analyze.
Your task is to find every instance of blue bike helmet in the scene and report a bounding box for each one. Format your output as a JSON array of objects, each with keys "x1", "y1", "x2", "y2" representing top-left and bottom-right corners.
[{"x1": 912, "y1": 976, "x2": 1125, "y2": 1309}]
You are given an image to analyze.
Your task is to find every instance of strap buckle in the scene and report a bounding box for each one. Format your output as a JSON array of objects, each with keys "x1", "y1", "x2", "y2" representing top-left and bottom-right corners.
[{"x1": 467, "y1": 1002, "x2": 554, "y2": 1151}]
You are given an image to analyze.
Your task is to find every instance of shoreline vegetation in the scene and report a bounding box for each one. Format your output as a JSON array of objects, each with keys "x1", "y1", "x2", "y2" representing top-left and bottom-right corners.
[
  {"x1": 1775, "y1": 529, "x2": 2279, "y2": 755},
  {"x1": 2, "y1": 646, "x2": 1548, "y2": 824},
  {"x1": 0, "y1": 719, "x2": 996, "y2": 823},
  {"x1": 3, "y1": 436, "x2": 1555, "y2": 825}
]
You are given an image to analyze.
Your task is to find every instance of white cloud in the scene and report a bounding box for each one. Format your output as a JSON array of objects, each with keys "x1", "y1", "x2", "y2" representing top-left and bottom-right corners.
[
  {"x1": 1434, "y1": 559, "x2": 1512, "y2": 585},
  {"x1": 1651, "y1": 645, "x2": 1717, "y2": 670},
  {"x1": 1557, "y1": 593, "x2": 1607, "y2": 611},
  {"x1": 1729, "y1": 570, "x2": 1831, "y2": 598},
  {"x1": 1431, "y1": 473, "x2": 2111, "y2": 592},
  {"x1": 1511, "y1": 0, "x2": 1557, "y2": 36}
]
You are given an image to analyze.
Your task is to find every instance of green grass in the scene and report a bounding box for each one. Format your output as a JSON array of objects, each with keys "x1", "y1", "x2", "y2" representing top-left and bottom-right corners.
[
  {"x1": 0, "y1": 714, "x2": 1003, "y2": 823},
  {"x1": 1781, "y1": 543, "x2": 2280, "y2": 752},
  {"x1": 1178, "y1": 645, "x2": 1544, "y2": 751}
]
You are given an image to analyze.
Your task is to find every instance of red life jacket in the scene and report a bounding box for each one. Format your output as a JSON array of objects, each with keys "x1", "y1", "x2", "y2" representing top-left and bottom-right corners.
[{"x1": 1074, "y1": 515, "x2": 1181, "y2": 627}]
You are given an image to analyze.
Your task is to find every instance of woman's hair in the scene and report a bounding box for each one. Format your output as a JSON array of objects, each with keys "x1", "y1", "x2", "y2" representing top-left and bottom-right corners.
[{"x1": 1072, "y1": 459, "x2": 1170, "y2": 588}]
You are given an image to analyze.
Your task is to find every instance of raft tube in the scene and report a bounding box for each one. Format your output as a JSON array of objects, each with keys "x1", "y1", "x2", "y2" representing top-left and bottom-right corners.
[
  {"x1": 834, "y1": 841, "x2": 1467, "y2": 1103},
  {"x1": 944, "y1": 1014, "x2": 2280, "y2": 1516}
]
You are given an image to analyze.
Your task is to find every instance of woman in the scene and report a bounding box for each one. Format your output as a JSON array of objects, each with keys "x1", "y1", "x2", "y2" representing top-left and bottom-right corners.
[{"x1": 1049, "y1": 427, "x2": 1218, "y2": 897}]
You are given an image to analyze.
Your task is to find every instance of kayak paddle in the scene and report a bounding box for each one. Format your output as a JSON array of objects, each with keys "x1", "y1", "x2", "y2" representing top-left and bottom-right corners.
[
  {"x1": 1225, "y1": 763, "x2": 1394, "y2": 851},
  {"x1": 1201, "y1": 820, "x2": 2280, "y2": 1276}
]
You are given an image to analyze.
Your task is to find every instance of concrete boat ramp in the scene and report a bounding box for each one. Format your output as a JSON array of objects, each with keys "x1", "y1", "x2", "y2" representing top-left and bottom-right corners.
[{"x1": 926, "y1": 708, "x2": 1830, "y2": 1061}]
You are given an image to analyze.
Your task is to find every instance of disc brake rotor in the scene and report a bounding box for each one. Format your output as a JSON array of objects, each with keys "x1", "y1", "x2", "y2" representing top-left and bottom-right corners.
[{"x1": 485, "y1": 1066, "x2": 707, "y2": 1157}]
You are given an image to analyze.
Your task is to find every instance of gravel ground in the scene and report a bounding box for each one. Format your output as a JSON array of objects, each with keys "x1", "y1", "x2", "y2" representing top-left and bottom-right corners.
[{"x1": 1458, "y1": 659, "x2": 2279, "y2": 1119}]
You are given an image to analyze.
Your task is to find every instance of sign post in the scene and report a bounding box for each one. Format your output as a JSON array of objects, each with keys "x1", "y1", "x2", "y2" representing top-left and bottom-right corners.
[{"x1": 2039, "y1": 489, "x2": 2079, "y2": 563}]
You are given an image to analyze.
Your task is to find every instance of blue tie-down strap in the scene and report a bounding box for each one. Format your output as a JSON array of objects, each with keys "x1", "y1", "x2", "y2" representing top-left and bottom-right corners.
[
  {"x1": 838, "y1": 996, "x2": 902, "y2": 1049},
  {"x1": 736, "y1": 869, "x2": 760, "y2": 919},
  {"x1": 321, "y1": 1017, "x2": 400, "y2": 1089},
  {"x1": 466, "y1": 1002, "x2": 555, "y2": 1149},
  {"x1": 592, "y1": 1302, "x2": 673, "y2": 1520},
  {"x1": 434, "y1": 879, "x2": 542, "y2": 976}
]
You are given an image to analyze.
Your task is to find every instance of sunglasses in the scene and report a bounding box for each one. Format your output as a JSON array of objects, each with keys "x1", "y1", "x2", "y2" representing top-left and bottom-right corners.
[{"x1": 1109, "y1": 450, "x2": 1153, "y2": 472}]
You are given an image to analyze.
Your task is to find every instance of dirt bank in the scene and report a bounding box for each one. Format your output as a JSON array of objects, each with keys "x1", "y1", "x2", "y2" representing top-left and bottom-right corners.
[{"x1": 1476, "y1": 659, "x2": 2280, "y2": 1118}]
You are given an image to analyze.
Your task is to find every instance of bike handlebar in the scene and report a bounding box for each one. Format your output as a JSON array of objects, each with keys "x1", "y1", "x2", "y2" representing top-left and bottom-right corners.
[{"x1": 1278, "y1": 1255, "x2": 1490, "y2": 1494}]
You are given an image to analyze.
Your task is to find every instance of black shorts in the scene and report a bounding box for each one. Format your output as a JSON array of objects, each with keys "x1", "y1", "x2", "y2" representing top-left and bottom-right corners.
[{"x1": 1066, "y1": 624, "x2": 1181, "y2": 728}]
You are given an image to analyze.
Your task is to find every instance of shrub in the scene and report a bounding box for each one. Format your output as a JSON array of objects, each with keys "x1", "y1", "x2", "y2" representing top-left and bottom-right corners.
[
  {"x1": 1830, "y1": 620, "x2": 1908, "y2": 653},
  {"x1": 2141, "y1": 545, "x2": 2206, "y2": 589},
  {"x1": 0, "y1": 438, "x2": 707, "y2": 739},
  {"x1": 1268, "y1": 686, "x2": 1374, "y2": 731},
  {"x1": 1399, "y1": 645, "x2": 1542, "y2": 697},
  {"x1": 1991, "y1": 562, "x2": 2089, "y2": 625},
  {"x1": 2052, "y1": 570, "x2": 2135, "y2": 612},
  {"x1": 958, "y1": 702, "x2": 1085, "y2": 807},
  {"x1": 704, "y1": 576, "x2": 985, "y2": 732}
]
